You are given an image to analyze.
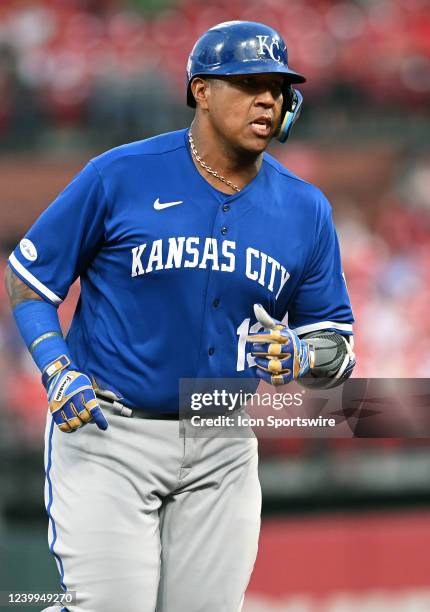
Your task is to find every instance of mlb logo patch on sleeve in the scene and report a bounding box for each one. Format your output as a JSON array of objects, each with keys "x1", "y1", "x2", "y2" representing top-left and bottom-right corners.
[{"x1": 20, "y1": 239, "x2": 38, "y2": 261}]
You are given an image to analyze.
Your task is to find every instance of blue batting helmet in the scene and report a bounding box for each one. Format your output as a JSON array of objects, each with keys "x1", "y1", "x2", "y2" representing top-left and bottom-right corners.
[{"x1": 186, "y1": 21, "x2": 306, "y2": 142}]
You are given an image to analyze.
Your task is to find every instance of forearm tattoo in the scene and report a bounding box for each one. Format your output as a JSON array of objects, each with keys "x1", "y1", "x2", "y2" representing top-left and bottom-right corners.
[{"x1": 4, "y1": 266, "x2": 43, "y2": 308}]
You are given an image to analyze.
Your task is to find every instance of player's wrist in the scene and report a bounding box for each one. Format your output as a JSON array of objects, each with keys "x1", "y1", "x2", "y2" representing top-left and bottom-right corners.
[
  {"x1": 12, "y1": 299, "x2": 76, "y2": 385},
  {"x1": 42, "y1": 354, "x2": 75, "y2": 390},
  {"x1": 297, "y1": 338, "x2": 314, "y2": 376}
]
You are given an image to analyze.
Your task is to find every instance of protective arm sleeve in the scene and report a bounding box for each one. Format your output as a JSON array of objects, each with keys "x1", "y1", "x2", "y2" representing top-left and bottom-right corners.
[
  {"x1": 12, "y1": 296, "x2": 108, "y2": 432},
  {"x1": 12, "y1": 298, "x2": 72, "y2": 374}
]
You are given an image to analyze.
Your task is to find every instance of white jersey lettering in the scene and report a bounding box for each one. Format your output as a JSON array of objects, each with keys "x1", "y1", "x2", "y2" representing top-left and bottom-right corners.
[
  {"x1": 276, "y1": 265, "x2": 291, "y2": 299},
  {"x1": 130, "y1": 238, "x2": 289, "y2": 296},
  {"x1": 146, "y1": 239, "x2": 163, "y2": 273},
  {"x1": 221, "y1": 240, "x2": 236, "y2": 272},
  {"x1": 165, "y1": 237, "x2": 186, "y2": 269},
  {"x1": 131, "y1": 244, "x2": 146, "y2": 277},
  {"x1": 258, "y1": 252, "x2": 268, "y2": 287},
  {"x1": 245, "y1": 247, "x2": 260, "y2": 282},
  {"x1": 184, "y1": 237, "x2": 200, "y2": 268},
  {"x1": 199, "y1": 238, "x2": 219, "y2": 270},
  {"x1": 267, "y1": 256, "x2": 280, "y2": 292}
]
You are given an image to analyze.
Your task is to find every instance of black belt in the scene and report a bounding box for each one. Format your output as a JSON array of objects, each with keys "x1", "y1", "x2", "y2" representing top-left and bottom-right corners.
[{"x1": 96, "y1": 394, "x2": 180, "y2": 420}]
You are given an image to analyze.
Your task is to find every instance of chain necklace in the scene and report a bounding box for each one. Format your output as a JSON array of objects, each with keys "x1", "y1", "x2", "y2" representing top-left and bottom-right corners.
[{"x1": 188, "y1": 130, "x2": 241, "y2": 193}]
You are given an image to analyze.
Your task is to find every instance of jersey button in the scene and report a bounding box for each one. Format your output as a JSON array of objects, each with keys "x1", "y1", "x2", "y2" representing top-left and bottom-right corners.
[
  {"x1": 221, "y1": 226, "x2": 228, "y2": 235},
  {"x1": 222, "y1": 204, "x2": 230, "y2": 212},
  {"x1": 208, "y1": 347, "x2": 215, "y2": 356},
  {"x1": 212, "y1": 298, "x2": 220, "y2": 308}
]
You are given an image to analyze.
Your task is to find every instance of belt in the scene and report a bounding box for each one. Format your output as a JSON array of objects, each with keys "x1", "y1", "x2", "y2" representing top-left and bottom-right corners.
[{"x1": 96, "y1": 394, "x2": 180, "y2": 420}]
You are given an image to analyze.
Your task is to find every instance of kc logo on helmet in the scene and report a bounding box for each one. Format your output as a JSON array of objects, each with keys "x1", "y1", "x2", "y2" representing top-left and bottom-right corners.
[{"x1": 256, "y1": 35, "x2": 281, "y2": 62}]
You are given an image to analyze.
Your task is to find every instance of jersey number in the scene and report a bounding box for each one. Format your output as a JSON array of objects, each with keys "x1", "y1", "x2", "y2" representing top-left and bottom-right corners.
[{"x1": 236, "y1": 318, "x2": 262, "y2": 371}]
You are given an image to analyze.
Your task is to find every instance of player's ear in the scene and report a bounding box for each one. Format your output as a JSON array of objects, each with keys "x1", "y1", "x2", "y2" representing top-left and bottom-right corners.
[{"x1": 191, "y1": 77, "x2": 211, "y2": 110}]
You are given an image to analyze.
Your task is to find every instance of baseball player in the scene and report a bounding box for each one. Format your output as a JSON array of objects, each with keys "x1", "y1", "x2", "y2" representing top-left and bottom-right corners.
[{"x1": 5, "y1": 21, "x2": 354, "y2": 612}]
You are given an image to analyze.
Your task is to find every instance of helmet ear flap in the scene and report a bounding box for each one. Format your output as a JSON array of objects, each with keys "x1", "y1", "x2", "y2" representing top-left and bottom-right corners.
[
  {"x1": 282, "y1": 84, "x2": 294, "y2": 113},
  {"x1": 187, "y1": 77, "x2": 197, "y2": 107},
  {"x1": 276, "y1": 88, "x2": 303, "y2": 143}
]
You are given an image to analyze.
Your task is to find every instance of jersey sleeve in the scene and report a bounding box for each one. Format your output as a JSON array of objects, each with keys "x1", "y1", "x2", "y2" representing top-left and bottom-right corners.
[
  {"x1": 8, "y1": 161, "x2": 108, "y2": 305},
  {"x1": 288, "y1": 200, "x2": 354, "y2": 336}
]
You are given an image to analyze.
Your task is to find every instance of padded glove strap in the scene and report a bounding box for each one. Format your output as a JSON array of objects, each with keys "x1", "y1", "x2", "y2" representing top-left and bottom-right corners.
[{"x1": 42, "y1": 354, "x2": 71, "y2": 388}]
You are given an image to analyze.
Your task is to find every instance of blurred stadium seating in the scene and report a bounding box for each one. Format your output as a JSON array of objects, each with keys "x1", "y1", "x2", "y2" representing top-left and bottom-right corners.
[
  {"x1": 0, "y1": 1, "x2": 429, "y2": 610},
  {"x1": 0, "y1": 0, "x2": 429, "y2": 146}
]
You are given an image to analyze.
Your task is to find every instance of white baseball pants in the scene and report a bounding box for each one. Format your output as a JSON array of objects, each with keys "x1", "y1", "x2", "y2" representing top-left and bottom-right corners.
[{"x1": 42, "y1": 410, "x2": 261, "y2": 612}]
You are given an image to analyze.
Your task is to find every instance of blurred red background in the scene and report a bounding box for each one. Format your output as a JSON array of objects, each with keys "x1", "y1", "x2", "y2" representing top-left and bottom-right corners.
[{"x1": 0, "y1": 1, "x2": 429, "y2": 610}]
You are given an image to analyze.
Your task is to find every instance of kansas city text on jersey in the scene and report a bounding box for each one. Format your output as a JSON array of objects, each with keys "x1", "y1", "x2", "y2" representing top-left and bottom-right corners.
[{"x1": 131, "y1": 237, "x2": 291, "y2": 299}]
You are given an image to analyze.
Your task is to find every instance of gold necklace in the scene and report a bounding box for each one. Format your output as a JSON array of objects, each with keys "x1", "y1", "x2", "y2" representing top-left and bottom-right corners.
[{"x1": 188, "y1": 130, "x2": 241, "y2": 193}]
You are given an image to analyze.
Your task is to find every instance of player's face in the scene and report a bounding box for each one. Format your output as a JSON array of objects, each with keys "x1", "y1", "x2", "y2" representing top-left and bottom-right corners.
[{"x1": 206, "y1": 74, "x2": 285, "y2": 155}]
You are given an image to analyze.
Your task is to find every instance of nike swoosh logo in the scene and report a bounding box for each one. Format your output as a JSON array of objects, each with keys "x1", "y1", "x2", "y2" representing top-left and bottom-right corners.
[{"x1": 153, "y1": 198, "x2": 183, "y2": 210}]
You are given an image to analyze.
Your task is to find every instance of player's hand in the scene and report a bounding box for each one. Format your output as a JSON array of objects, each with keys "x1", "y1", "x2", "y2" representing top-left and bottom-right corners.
[
  {"x1": 45, "y1": 368, "x2": 109, "y2": 433},
  {"x1": 247, "y1": 304, "x2": 314, "y2": 386}
]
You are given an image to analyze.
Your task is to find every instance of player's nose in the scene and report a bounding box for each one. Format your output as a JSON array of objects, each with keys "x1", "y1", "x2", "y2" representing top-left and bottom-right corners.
[{"x1": 254, "y1": 87, "x2": 278, "y2": 108}]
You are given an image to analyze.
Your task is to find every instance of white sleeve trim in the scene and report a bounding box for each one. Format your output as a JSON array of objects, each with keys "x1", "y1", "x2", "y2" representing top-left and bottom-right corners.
[
  {"x1": 292, "y1": 320, "x2": 353, "y2": 336},
  {"x1": 8, "y1": 252, "x2": 62, "y2": 305}
]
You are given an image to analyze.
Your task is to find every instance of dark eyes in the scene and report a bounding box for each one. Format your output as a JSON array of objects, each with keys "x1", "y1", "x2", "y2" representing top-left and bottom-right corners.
[
  {"x1": 238, "y1": 77, "x2": 283, "y2": 96},
  {"x1": 270, "y1": 82, "x2": 283, "y2": 96}
]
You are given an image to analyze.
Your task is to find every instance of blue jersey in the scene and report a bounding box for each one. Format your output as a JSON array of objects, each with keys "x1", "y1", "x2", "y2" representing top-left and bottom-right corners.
[{"x1": 9, "y1": 129, "x2": 353, "y2": 413}]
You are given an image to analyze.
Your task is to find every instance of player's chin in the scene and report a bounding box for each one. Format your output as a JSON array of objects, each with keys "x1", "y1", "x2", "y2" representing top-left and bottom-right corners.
[{"x1": 241, "y1": 128, "x2": 274, "y2": 153}]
